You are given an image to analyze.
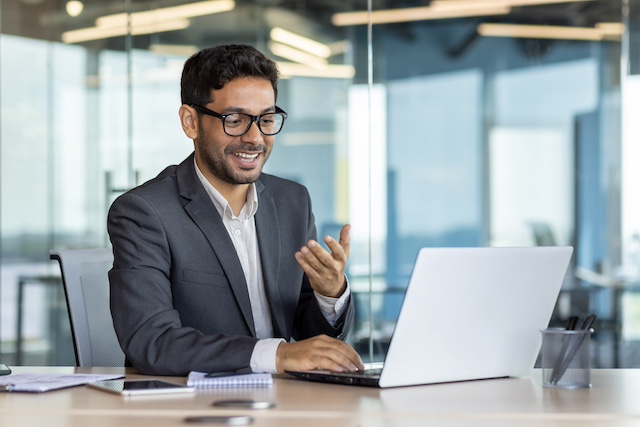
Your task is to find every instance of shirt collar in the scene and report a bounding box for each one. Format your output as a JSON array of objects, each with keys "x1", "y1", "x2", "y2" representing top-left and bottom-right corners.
[{"x1": 194, "y1": 157, "x2": 259, "y2": 220}]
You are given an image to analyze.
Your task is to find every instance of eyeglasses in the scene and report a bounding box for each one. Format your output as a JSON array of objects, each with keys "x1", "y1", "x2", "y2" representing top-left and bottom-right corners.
[{"x1": 191, "y1": 104, "x2": 287, "y2": 137}]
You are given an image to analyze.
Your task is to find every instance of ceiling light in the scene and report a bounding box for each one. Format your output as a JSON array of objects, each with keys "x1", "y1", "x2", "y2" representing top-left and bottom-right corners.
[
  {"x1": 269, "y1": 42, "x2": 328, "y2": 69},
  {"x1": 65, "y1": 0, "x2": 84, "y2": 17},
  {"x1": 477, "y1": 23, "x2": 604, "y2": 41},
  {"x1": 276, "y1": 62, "x2": 355, "y2": 79},
  {"x1": 62, "y1": 19, "x2": 190, "y2": 44},
  {"x1": 270, "y1": 27, "x2": 331, "y2": 59},
  {"x1": 62, "y1": 0, "x2": 234, "y2": 44},
  {"x1": 332, "y1": 4, "x2": 511, "y2": 26},
  {"x1": 332, "y1": 0, "x2": 596, "y2": 26},
  {"x1": 96, "y1": 0, "x2": 235, "y2": 28},
  {"x1": 149, "y1": 44, "x2": 199, "y2": 57},
  {"x1": 596, "y1": 22, "x2": 624, "y2": 39},
  {"x1": 494, "y1": 0, "x2": 594, "y2": 5},
  {"x1": 327, "y1": 40, "x2": 352, "y2": 56},
  {"x1": 411, "y1": 0, "x2": 595, "y2": 6}
]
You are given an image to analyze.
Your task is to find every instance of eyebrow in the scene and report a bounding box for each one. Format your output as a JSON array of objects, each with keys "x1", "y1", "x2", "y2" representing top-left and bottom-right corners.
[{"x1": 222, "y1": 106, "x2": 276, "y2": 115}]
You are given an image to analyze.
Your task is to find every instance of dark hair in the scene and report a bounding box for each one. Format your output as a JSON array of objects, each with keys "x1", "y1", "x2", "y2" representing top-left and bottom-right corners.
[{"x1": 180, "y1": 44, "x2": 280, "y2": 106}]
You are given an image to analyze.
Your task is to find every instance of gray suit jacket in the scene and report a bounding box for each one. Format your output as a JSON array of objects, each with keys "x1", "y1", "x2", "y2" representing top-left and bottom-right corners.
[{"x1": 108, "y1": 153, "x2": 354, "y2": 375}]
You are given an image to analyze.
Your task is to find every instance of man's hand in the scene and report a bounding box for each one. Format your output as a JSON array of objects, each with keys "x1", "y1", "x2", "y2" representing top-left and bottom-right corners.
[
  {"x1": 275, "y1": 335, "x2": 364, "y2": 374},
  {"x1": 295, "y1": 224, "x2": 351, "y2": 298}
]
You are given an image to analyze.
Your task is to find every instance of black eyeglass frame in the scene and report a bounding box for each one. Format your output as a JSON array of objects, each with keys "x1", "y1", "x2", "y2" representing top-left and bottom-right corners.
[{"x1": 190, "y1": 104, "x2": 288, "y2": 137}]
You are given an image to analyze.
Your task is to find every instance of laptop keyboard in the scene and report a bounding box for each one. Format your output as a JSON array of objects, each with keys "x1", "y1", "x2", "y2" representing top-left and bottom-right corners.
[{"x1": 356, "y1": 368, "x2": 382, "y2": 378}]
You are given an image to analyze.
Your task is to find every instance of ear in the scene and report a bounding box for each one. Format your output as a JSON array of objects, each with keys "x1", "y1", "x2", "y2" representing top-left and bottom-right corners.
[{"x1": 179, "y1": 104, "x2": 199, "y2": 140}]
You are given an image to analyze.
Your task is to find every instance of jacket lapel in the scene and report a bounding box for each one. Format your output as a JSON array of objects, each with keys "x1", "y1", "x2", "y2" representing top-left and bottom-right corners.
[
  {"x1": 254, "y1": 181, "x2": 287, "y2": 338},
  {"x1": 176, "y1": 154, "x2": 256, "y2": 337}
]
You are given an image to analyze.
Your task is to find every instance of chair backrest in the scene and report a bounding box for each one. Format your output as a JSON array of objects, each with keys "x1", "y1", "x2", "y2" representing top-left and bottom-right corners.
[{"x1": 50, "y1": 248, "x2": 125, "y2": 367}]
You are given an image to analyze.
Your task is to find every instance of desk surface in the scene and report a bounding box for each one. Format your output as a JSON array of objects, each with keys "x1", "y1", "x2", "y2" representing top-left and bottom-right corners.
[{"x1": 1, "y1": 367, "x2": 640, "y2": 426}]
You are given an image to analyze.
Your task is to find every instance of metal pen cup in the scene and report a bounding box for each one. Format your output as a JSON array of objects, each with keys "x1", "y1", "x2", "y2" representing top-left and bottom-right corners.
[{"x1": 540, "y1": 327, "x2": 592, "y2": 389}]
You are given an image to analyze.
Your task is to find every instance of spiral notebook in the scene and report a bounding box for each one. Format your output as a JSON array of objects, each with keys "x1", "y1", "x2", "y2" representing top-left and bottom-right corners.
[{"x1": 187, "y1": 371, "x2": 272, "y2": 388}]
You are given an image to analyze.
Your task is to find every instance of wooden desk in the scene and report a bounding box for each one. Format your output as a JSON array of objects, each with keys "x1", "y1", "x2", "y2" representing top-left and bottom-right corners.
[{"x1": 1, "y1": 367, "x2": 640, "y2": 426}]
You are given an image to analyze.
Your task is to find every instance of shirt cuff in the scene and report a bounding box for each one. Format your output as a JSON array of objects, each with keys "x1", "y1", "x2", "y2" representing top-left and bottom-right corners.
[
  {"x1": 250, "y1": 338, "x2": 286, "y2": 374},
  {"x1": 313, "y1": 276, "x2": 351, "y2": 326}
]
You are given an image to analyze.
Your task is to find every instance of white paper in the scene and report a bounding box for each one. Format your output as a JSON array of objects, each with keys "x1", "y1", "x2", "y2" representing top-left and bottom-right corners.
[{"x1": 0, "y1": 373, "x2": 124, "y2": 393}]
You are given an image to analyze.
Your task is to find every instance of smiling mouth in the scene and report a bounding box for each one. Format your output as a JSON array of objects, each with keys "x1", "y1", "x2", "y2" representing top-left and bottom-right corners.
[{"x1": 233, "y1": 152, "x2": 260, "y2": 163}]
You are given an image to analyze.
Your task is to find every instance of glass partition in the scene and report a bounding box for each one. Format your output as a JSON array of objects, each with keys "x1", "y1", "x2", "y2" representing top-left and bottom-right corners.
[
  {"x1": 361, "y1": 0, "x2": 625, "y2": 366},
  {"x1": 0, "y1": 0, "x2": 359, "y2": 365},
  {"x1": 0, "y1": 0, "x2": 635, "y2": 368},
  {"x1": 361, "y1": 1, "x2": 625, "y2": 365}
]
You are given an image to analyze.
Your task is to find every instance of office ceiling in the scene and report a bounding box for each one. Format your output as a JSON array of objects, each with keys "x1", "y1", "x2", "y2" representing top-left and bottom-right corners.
[{"x1": 0, "y1": 0, "x2": 623, "y2": 47}]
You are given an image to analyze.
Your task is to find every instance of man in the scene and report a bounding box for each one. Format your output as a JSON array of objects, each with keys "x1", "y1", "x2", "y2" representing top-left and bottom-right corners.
[{"x1": 107, "y1": 44, "x2": 364, "y2": 376}]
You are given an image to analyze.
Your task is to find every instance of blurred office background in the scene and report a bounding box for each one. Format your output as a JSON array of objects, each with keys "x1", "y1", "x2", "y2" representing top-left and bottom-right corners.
[{"x1": 1, "y1": 0, "x2": 639, "y2": 368}]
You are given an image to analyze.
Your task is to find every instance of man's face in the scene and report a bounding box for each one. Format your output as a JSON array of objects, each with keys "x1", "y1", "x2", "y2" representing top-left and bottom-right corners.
[{"x1": 194, "y1": 77, "x2": 276, "y2": 186}]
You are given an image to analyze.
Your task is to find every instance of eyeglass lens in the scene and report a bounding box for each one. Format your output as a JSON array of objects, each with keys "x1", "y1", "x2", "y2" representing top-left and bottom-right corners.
[{"x1": 224, "y1": 113, "x2": 285, "y2": 136}]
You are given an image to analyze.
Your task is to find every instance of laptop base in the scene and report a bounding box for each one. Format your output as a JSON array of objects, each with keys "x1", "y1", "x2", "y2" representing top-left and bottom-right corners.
[{"x1": 286, "y1": 370, "x2": 380, "y2": 387}]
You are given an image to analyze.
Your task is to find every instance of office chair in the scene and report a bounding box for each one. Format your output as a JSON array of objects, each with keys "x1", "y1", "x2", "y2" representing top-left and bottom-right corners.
[{"x1": 50, "y1": 248, "x2": 125, "y2": 367}]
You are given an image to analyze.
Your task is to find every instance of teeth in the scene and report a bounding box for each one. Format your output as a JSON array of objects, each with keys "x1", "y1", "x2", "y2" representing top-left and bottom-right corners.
[{"x1": 234, "y1": 152, "x2": 259, "y2": 161}]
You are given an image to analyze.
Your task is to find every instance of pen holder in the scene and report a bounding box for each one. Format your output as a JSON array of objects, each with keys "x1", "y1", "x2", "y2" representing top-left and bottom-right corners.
[{"x1": 540, "y1": 328, "x2": 592, "y2": 389}]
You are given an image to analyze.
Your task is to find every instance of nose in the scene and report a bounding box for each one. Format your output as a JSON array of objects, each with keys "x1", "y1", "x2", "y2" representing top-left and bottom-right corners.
[{"x1": 241, "y1": 119, "x2": 264, "y2": 144}]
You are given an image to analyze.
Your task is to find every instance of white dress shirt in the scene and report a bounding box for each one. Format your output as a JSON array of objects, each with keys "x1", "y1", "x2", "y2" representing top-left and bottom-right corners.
[{"x1": 194, "y1": 160, "x2": 350, "y2": 373}]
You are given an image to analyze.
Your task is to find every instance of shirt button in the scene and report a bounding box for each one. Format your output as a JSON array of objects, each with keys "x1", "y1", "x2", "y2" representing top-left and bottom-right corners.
[{"x1": 234, "y1": 229, "x2": 241, "y2": 236}]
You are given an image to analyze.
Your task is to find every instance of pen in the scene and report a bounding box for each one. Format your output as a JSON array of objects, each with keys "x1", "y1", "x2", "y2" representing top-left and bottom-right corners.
[
  {"x1": 548, "y1": 316, "x2": 579, "y2": 383},
  {"x1": 204, "y1": 370, "x2": 251, "y2": 378},
  {"x1": 550, "y1": 314, "x2": 597, "y2": 385},
  {"x1": 579, "y1": 314, "x2": 597, "y2": 331},
  {"x1": 565, "y1": 316, "x2": 579, "y2": 331}
]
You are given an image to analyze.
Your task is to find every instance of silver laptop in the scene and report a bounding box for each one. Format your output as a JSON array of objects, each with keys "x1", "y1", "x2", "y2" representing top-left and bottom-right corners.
[{"x1": 287, "y1": 246, "x2": 573, "y2": 388}]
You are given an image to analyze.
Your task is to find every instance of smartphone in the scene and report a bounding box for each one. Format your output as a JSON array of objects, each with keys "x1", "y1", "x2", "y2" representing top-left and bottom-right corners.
[
  {"x1": 212, "y1": 399, "x2": 276, "y2": 409},
  {"x1": 184, "y1": 416, "x2": 254, "y2": 425},
  {"x1": 87, "y1": 379, "x2": 195, "y2": 396},
  {"x1": 0, "y1": 364, "x2": 11, "y2": 376}
]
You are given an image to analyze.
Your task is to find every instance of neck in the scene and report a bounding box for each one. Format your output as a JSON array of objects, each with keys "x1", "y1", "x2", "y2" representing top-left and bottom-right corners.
[
  {"x1": 217, "y1": 182, "x2": 249, "y2": 217},
  {"x1": 205, "y1": 174, "x2": 248, "y2": 216}
]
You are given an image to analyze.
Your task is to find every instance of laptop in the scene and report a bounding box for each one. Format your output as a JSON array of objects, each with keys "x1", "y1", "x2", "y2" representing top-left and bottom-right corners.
[{"x1": 287, "y1": 246, "x2": 573, "y2": 388}]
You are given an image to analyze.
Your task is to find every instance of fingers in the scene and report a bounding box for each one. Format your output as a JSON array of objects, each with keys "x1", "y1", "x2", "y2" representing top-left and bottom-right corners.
[
  {"x1": 323, "y1": 223, "x2": 350, "y2": 262},
  {"x1": 295, "y1": 224, "x2": 351, "y2": 297},
  {"x1": 338, "y1": 224, "x2": 351, "y2": 258},
  {"x1": 296, "y1": 240, "x2": 333, "y2": 272},
  {"x1": 276, "y1": 335, "x2": 365, "y2": 374},
  {"x1": 297, "y1": 224, "x2": 350, "y2": 269},
  {"x1": 295, "y1": 247, "x2": 345, "y2": 297},
  {"x1": 294, "y1": 241, "x2": 341, "y2": 280}
]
